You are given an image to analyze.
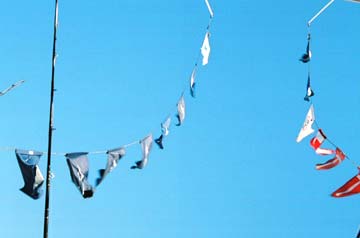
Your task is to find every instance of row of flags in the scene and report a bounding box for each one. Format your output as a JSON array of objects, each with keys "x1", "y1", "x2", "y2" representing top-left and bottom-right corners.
[
  {"x1": 297, "y1": 0, "x2": 360, "y2": 199},
  {"x1": 14, "y1": 0, "x2": 215, "y2": 200}
]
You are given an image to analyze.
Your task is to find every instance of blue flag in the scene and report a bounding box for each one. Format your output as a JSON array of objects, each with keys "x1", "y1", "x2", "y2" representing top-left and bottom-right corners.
[{"x1": 15, "y1": 149, "x2": 44, "y2": 199}]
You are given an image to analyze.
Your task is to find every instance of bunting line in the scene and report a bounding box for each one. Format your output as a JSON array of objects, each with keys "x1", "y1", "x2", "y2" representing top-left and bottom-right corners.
[{"x1": 298, "y1": 0, "x2": 360, "y2": 203}]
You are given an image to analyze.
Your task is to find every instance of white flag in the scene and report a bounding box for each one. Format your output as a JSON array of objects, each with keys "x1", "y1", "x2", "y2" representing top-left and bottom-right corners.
[
  {"x1": 201, "y1": 32, "x2": 211, "y2": 66},
  {"x1": 161, "y1": 116, "x2": 171, "y2": 136},
  {"x1": 205, "y1": 0, "x2": 214, "y2": 18},
  {"x1": 296, "y1": 104, "x2": 315, "y2": 143},
  {"x1": 131, "y1": 134, "x2": 153, "y2": 169},
  {"x1": 176, "y1": 95, "x2": 186, "y2": 126},
  {"x1": 190, "y1": 66, "x2": 197, "y2": 97}
]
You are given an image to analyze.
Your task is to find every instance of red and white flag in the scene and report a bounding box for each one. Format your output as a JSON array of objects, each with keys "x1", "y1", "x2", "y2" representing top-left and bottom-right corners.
[
  {"x1": 316, "y1": 148, "x2": 345, "y2": 170},
  {"x1": 332, "y1": 173, "x2": 360, "y2": 198},
  {"x1": 310, "y1": 129, "x2": 334, "y2": 155}
]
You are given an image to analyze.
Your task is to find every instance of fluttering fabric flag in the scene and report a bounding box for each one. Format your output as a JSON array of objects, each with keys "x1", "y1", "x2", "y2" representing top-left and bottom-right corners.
[
  {"x1": 176, "y1": 95, "x2": 186, "y2": 126},
  {"x1": 310, "y1": 129, "x2": 334, "y2": 155},
  {"x1": 316, "y1": 147, "x2": 346, "y2": 170},
  {"x1": 205, "y1": 0, "x2": 214, "y2": 18},
  {"x1": 201, "y1": 32, "x2": 211, "y2": 66},
  {"x1": 304, "y1": 73, "x2": 315, "y2": 101},
  {"x1": 66, "y1": 152, "x2": 94, "y2": 198},
  {"x1": 155, "y1": 116, "x2": 171, "y2": 149},
  {"x1": 0, "y1": 80, "x2": 25, "y2": 96},
  {"x1": 15, "y1": 149, "x2": 44, "y2": 199},
  {"x1": 131, "y1": 134, "x2": 153, "y2": 169},
  {"x1": 296, "y1": 104, "x2": 315, "y2": 142},
  {"x1": 96, "y1": 147, "x2": 126, "y2": 186},
  {"x1": 189, "y1": 65, "x2": 197, "y2": 98},
  {"x1": 332, "y1": 172, "x2": 360, "y2": 198},
  {"x1": 300, "y1": 34, "x2": 311, "y2": 63}
]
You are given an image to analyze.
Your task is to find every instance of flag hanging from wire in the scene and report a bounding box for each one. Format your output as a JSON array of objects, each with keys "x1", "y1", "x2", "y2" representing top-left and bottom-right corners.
[
  {"x1": 316, "y1": 147, "x2": 346, "y2": 170},
  {"x1": 190, "y1": 66, "x2": 197, "y2": 98},
  {"x1": 296, "y1": 104, "x2": 315, "y2": 142},
  {"x1": 201, "y1": 32, "x2": 211, "y2": 66},
  {"x1": 300, "y1": 34, "x2": 311, "y2": 63},
  {"x1": 304, "y1": 73, "x2": 315, "y2": 101},
  {"x1": 310, "y1": 129, "x2": 334, "y2": 155},
  {"x1": 15, "y1": 149, "x2": 44, "y2": 199},
  {"x1": 155, "y1": 116, "x2": 171, "y2": 149},
  {"x1": 66, "y1": 152, "x2": 94, "y2": 198},
  {"x1": 332, "y1": 172, "x2": 360, "y2": 198},
  {"x1": 131, "y1": 134, "x2": 153, "y2": 170},
  {"x1": 96, "y1": 147, "x2": 126, "y2": 186},
  {"x1": 176, "y1": 95, "x2": 186, "y2": 126}
]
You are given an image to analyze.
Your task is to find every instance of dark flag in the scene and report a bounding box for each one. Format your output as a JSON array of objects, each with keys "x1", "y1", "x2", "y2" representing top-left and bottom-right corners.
[
  {"x1": 15, "y1": 149, "x2": 44, "y2": 199},
  {"x1": 304, "y1": 73, "x2": 315, "y2": 101},
  {"x1": 299, "y1": 34, "x2": 311, "y2": 63},
  {"x1": 66, "y1": 152, "x2": 94, "y2": 198}
]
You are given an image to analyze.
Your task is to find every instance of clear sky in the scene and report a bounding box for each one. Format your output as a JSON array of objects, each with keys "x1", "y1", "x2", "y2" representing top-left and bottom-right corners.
[{"x1": 1, "y1": 0, "x2": 360, "y2": 237}]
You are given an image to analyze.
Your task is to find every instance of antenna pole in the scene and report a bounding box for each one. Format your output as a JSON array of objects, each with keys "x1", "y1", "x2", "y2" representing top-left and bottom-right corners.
[{"x1": 43, "y1": 0, "x2": 59, "y2": 237}]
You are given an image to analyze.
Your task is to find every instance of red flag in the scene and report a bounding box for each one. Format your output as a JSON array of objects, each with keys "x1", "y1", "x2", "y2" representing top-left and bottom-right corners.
[
  {"x1": 310, "y1": 129, "x2": 334, "y2": 155},
  {"x1": 332, "y1": 173, "x2": 360, "y2": 198},
  {"x1": 316, "y1": 148, "x2": 345, "y2": 170}
]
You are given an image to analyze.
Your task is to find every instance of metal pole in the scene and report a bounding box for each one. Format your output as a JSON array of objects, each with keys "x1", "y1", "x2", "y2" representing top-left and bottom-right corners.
[
  {"x1": 307, "y1": 0, "x2": 335, "y2": 26},
  {"x1": 43, "y1": 0, "x2": 59, "y2": 237}
]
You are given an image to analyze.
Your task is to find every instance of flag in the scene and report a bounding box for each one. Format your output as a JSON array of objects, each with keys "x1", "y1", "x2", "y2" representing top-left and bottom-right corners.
[
  {"x1": 190, "y1": 66, "x2": 197, "y2": 98},
  {"x1": 161, "y1": 116, "x2": 171, "y2": 136},
  {"x1": 15, "y1": 149, "x2": 44, "y2": 199},
  {"x1": 205, "y1": 0, "x2": 214, "y2": 18},
  {"x1": 131, "y1": 134, "x2": 153, "y2": 170},
  {"x1": 176, "y1": 95, "x2": 186, "y2": 126},
  {"x1": 296, "y1": 104, "x2": 315, "y2": 142},
  {"x1": 201, "y1": 32, "x2": 211, "y2": 66},
  {"x1": 66, "y1": 152, "x2": 94, "y2": 198},
  {"x1": 155, "y1": 116, "x2": 171, "y2": 149},
  {"x1": 299, "y1": 34, "x2": 311, "y2": 63},
  {"x1": 304, "y1": 73, "x2": 315, "y2": 101},
  {"x1": 316, "y1": 148, "x2": 346, "y2": 170},
  {"x1": 96, "y1": 147, "x2": 126, "y2": 186},
  {"x1": 332, "y1": 173, "x2": 360, "y2": 198},
  {"x1": 310, "y1": 129, "x2": 334, "y2": 155}
]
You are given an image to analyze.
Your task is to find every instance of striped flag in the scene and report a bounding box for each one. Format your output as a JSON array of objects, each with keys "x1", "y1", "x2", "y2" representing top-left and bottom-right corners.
[
  {"x1": 332, "y1": 173, "x2": 360, "y2": 198},
  {"x1": 316, "y1": 148, "x2": 345, "y2": 170},
  {"x1": 310, "y1": 129, "x2": 334, "y2": 155}
]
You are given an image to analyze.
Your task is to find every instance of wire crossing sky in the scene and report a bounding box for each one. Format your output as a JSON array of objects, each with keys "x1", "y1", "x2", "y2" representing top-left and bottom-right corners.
[{"x1": 1, "y1": 0, "x2": 360, "y2": 238}]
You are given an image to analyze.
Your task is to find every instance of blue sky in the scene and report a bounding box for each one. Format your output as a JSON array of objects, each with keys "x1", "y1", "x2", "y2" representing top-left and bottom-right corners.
[{"x1": 1, "y1": 0, "x2": 360, "y2": 237}]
